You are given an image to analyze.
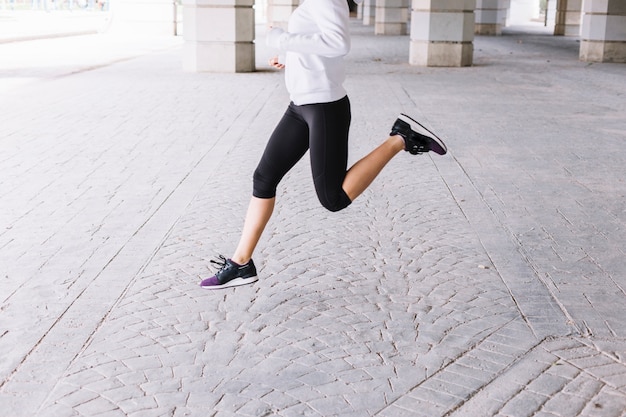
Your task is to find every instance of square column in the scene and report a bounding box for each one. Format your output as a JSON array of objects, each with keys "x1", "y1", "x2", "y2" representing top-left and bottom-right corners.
[
  {"x1": 554, "y1": 0, "x2": 583, "y2": 36},
  {"x1": 475, "y1": 0, "x2": 509, "y2": 35},
  {"x1": 580, "y1": 0, "x2": 626, "y2": 63},
  {"x1": 545, "y1": 0, "x2": 557, "y2": 27},
  {"x1": 363, "y1": 0, "x2": 377, "y2": 26},
  {"x1": 182, "y1": 0, "x2": 255, "y2": 72},
  {"x1": 410, "y1": 0, "x2": 476, "y2": 67},
  {"x1": 375, "y1": 0, "x2": 410, "y2": 35}
]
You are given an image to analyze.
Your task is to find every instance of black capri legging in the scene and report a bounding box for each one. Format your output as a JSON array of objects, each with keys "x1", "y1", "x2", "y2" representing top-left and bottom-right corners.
[{"x1": 253, "y1": 95, "x2": 353, "y2": 212}]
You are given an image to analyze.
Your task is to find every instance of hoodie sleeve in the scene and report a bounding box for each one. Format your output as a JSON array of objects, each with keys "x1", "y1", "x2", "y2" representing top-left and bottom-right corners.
[{"x1": 266, "y1": 0, "x2": 350, "y2": 57}]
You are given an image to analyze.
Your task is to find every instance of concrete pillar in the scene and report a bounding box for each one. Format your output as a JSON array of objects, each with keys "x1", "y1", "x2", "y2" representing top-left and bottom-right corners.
[
  {"x1": 182, "y1": 0, "x2": 255, "y2": 72},
  {"x1": 502, "y1": 0, "x2": 511, "y2": 26},
  {"x1": 545, "y1": 0, "x2": 557, "y2": 27},
  {"x1": 363, "y1": 0, "x2": 377, "y2": 26},
  {"x1": 410, "y1": 0, "x2": 476, "y2": 66},
  {"x1": 475, "y1": 0, "x2": 508, "y2": 35},
  {"x1": 375, "y1": 0, "x2": 410, "y2": 35},
  {"x1": 580, "y1": 0, "x2": 626, "y2": 62},
  {"x1": 267, "y1": 0, "x2": 299, "y2": 30},
  {"x1": 110, "y1": 0, "x2": 179, "y2": 35},
  {"x1": 554, "y1": 0, "x2": 583, "y2": 36}
]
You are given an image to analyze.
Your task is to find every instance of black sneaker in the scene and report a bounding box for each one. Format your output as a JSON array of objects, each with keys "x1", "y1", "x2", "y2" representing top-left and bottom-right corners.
[
  {"x1": 200, "y1": 255, "x2": 258, "y2": 289},
  {"x1": 390, "y1": 113, "x2": 447, "y2": 155}
]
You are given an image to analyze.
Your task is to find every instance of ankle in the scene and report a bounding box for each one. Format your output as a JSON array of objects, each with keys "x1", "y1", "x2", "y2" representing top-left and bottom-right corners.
[
  {"x1": 388, "y1": 134, "x2": 406, "y2": 152},
  {"x1": 231, "y1": 255, "x2": 250, "y2": 265}
]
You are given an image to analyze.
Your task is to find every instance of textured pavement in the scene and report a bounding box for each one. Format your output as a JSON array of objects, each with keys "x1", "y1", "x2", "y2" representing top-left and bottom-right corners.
[{"x1": 1, "y1": 16, "x2": 626, "y2": 417}]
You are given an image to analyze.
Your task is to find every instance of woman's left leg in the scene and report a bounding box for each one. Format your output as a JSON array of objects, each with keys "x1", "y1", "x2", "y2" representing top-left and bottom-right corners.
[
  {"x1": 305, "y1": 97, "x2": 353, "y2": 212},
  {"x1": 342, "y1": 136, "x2": 405, "y2": 201},
  {"x1": 306, "y1": 96, "x2": 405, "y2": 208}
]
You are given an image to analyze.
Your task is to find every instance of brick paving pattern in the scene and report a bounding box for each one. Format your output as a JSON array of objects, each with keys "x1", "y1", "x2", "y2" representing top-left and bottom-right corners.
[{"x1": 1, "y1": 20, "x2": 625, "y2": 417}]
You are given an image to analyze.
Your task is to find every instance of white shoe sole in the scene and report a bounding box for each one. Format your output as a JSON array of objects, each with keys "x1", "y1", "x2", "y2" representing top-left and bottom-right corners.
[
  {"x1": 201, "y1": 275, "x2": 258, "y2": 290},
  {"x1": 398, "y1": 113, "x2": 447, "y2": 154}
]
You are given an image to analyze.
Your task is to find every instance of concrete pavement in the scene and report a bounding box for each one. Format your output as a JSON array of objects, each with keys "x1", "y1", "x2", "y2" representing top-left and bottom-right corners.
[
  {"x1": 1, "y1": 18, "x2": 626, "y2": 417},
  {"x1": 0, "y1": 9, "x2": 110, "y2": 43}
]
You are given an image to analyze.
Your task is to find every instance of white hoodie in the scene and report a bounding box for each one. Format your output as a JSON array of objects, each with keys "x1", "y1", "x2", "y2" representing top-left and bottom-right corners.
[{"x1": 265, "y1": 0, "x2": 351, "y2": 106}]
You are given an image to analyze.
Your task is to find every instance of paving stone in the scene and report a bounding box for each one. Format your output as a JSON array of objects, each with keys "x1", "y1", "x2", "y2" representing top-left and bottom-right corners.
[
  {"x1": 579, "y1": 387, "x2": 626, "y2": 417},
  {"x1": 498, "y1": 390, "x2": 549, "y2": 417},
  {"x1": 385, "y1": 395, "x2": 450, "y2": 417},
  {"x1": 541, "y1": 392, "x2": 588, "y2": 416},
  {"x1": 525, "y1": 373, "x2": 571, "y2": 397}
]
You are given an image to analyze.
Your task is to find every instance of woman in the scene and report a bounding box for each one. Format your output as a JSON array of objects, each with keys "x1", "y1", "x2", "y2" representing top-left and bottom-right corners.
[{"x1": 200, "y1": 0, "x2": 447, "y2": 289}]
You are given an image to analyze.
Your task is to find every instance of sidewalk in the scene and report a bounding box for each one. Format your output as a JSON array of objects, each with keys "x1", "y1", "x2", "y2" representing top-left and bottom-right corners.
[
  {"x1": 1, "y1": 18, "x2": 626, "y2": 417},
  {"x1": 0, "y1": 9, "x2": 110, "y2": 43},
  {"x1": 0, "y1": 10, "x2": 182, "y2": 93}
]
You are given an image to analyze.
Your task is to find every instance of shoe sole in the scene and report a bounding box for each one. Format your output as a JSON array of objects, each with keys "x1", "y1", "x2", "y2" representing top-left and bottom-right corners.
[
  {"x1": 200, "y1": 275, "x2": 258, "y2": 290},
  {"x1": 398, "y1": 113, "x2": 447, "y2": 155}
]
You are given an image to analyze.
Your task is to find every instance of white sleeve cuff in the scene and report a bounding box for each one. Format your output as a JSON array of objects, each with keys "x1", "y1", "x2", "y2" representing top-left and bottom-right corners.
[{"x1": 266, "y1": 27, "x2": 286, "y2": 49}]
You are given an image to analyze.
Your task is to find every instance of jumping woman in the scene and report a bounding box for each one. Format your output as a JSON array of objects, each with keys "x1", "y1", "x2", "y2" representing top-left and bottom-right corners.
[{"x1": 200, "y1": 0, "x2": 447, "y2": 289}]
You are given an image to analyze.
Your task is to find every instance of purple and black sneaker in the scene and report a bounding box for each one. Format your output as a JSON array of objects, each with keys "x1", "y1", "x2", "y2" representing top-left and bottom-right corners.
[
  {"x1": 200, "y1": 255, "x2": 258, "y2": 289},
  {"x1": 390, "y1": 113, "x2": 447, "y2": 155}
]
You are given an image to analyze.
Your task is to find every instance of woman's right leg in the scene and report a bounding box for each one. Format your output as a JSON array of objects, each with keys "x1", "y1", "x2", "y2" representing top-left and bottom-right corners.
[
  {"x1": 231, "y1": 196, "x2": 275, "y2": 265},
  {"x1": 200, "y1": 105, "x2": 309, "y2": 289},
  {"x1": 232, "y1": 104, "x2": 310, "y2": 264}
]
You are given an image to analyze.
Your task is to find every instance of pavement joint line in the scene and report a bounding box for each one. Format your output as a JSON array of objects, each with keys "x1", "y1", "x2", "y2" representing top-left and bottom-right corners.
[
  {"x1": 450, "y1": 335, "x2": 626, "y2": 415},
  {"x1": 0, "y1": 78, "x2": 276, "y2": 416},
  {"x1": 374, "y1": 317, "x2": 537, "y2": 416},
  {"x1": 431, "y1": 154, "x2": 576, "y2": 340}
]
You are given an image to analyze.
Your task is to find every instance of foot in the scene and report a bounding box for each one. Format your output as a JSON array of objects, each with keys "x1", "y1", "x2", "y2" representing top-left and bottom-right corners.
[
  {"x1": 200, "y1": 255, "x2": 258, "y2": 289},
  {"x1": 390, "y1": 114, "x2": 447, "y2": 155}
]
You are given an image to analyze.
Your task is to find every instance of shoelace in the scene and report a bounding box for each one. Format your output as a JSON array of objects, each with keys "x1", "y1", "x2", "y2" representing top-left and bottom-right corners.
[{"x1": 210, "y1": 255, "x2": 229, "y2": 271}]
